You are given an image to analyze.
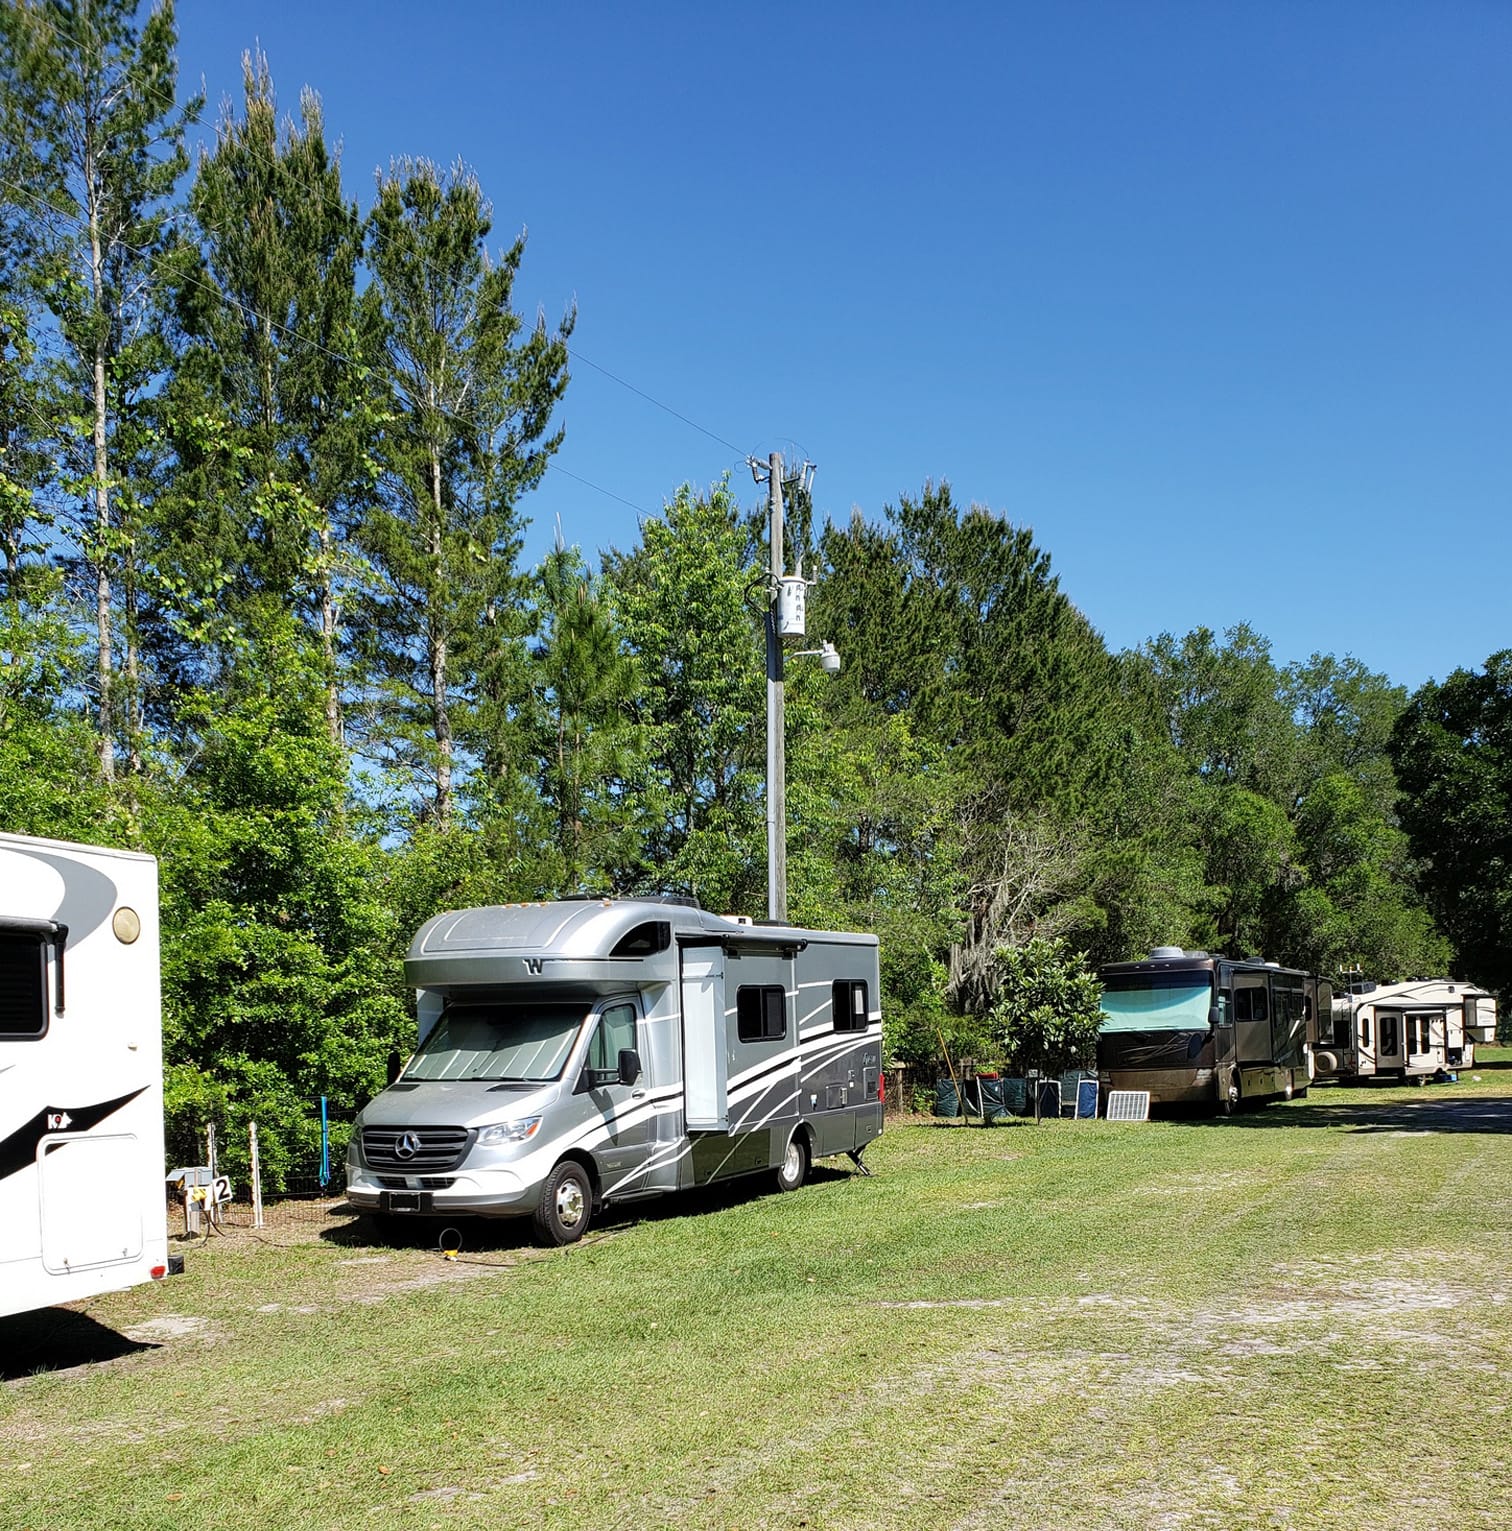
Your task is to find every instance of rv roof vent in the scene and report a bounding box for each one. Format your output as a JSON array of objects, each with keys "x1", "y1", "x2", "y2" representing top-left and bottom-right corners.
[
  {"x1": 1184, "y1": 949, "x2": 1209, "y2": 958},
  {"x1": 1263, "y1": 961, "x2": 1281, "y2": 969},
  {"x1": 1149, "y1": 945, "x2": 1185, "y2": 960}
]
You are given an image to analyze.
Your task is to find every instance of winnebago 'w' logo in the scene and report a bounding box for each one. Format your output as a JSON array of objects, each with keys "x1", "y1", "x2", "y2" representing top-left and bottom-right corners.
[{"x1": 524, "y1": 957, "x2": 544, "y2": 975}]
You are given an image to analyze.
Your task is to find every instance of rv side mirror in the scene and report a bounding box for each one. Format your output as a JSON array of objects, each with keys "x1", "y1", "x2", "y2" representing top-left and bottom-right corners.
[
  {"x1": 386, "y1": 1048, "x2": 403, "y2": 1086},
  {"x1": 1208, "y1": 1005, "x2": 1220, "y2": 1028},
  {"x1": 617, "y1": 1049, "x2": 642, "y2": 1088}
]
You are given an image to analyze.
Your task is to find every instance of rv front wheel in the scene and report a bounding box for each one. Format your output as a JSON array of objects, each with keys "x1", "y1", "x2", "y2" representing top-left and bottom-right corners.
[
  {"x1": 774, "y1": 1133, "x2": 810, "y2": 1193},
  {"x1": 1217, "y1": 1073, "x2": 1240, "y2": 1117},
  {"x1": 534, "y1": 1161, "x2": 592, "y2": 1246}
]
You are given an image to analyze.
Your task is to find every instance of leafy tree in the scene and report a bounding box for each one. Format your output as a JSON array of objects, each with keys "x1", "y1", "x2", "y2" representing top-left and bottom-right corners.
[
  {"x1": 149, "y1": 626, "x2": 407, "y2": 1180},
  {"x1": 1137, "y1": 623, "x2": 1297, "y2": 801},
  {"x1": 603, "y1": 479, "x2": 765, "y2": 910},
  {"x1": 0, "y1": 0, "x2": 198, "y2": 778},
  {"x1": 356, "y1": 157, "x2": 572, "y2": 824},
  {"x1": 985, "y1": 936, "x2": 1104, "y2": 1076},
  {"x1": 1390, "y1": 652, "x2": 1512, "y2": 994}
]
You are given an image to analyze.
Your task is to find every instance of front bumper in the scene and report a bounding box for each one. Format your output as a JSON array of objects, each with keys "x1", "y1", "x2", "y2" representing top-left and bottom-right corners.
[{"x1": 346, "y1": 1165, "x2": 538, "y2": 1218}]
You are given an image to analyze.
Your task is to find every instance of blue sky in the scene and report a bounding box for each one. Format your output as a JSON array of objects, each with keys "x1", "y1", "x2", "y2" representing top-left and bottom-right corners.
[{"x1": 174, "y1": 1, "x2": 1510, "y2": 692}]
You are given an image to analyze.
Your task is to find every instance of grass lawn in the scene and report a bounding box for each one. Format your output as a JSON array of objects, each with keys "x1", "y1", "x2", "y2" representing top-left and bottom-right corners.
[{"x1": 4, "y1": 1057, "x2": 1511, "y2": 1530}]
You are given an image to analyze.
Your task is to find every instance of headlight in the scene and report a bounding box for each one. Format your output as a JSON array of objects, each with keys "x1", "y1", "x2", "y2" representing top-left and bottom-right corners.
[{"x1": 477, "y1": 1116, "x2": 542, "y2": 1146}]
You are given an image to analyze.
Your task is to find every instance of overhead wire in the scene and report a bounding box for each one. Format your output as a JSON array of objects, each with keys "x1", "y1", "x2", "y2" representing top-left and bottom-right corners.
[{"x1": 0, "y1": 170, "x2": 668, "y2": 525}]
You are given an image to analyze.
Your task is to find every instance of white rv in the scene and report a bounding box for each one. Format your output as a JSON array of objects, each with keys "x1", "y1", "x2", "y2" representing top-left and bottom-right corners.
[
  {"x1": 346, "y1": 898, "x2": 885, "y2": 1244},
  {"x1": 0, "y1": 833, "x2": 171, "y2": 1317},
  {"x1": 1318, "y1": 978, "x2": 1494, "y2": 1083}
]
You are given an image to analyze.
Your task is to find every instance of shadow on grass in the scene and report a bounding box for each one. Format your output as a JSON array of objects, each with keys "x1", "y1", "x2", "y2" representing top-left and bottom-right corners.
[
  {"x1": 0, "y1": 1308, "x2": 159, "y2": 1382},
  {"x1": 1190, "y1": 1089, "x2": 1512, "y2": 1136},
  {"x1": 318, "y1": 1159, "x2": 873, "y2": 1255}
]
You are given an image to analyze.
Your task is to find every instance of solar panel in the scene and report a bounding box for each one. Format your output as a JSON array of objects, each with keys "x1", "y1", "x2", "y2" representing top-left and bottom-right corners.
[{"x1": 1104, "y1": 1089, "x2": 1151, "y2": 1122}]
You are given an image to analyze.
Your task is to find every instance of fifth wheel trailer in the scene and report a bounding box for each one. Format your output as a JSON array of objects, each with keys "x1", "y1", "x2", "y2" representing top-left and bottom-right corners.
[
  {"x1": 346, "y1": 897, "x2": 884, "y2": 1243},
  {"x1": 1316, "y1": 979, "x2": 1493, "y2": 1082},
  {"x1": 0, "y1": 833, "x2": 172, "y2": 1318}
]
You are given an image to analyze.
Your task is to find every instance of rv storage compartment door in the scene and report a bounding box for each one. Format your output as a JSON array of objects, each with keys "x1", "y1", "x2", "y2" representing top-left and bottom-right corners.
[
  {"x1": 680, "y1": 947, "x2": 728, "y2": 1132},
  {"x1": 40, "y1": 1134, "x2": 145, "y2": 1271}
]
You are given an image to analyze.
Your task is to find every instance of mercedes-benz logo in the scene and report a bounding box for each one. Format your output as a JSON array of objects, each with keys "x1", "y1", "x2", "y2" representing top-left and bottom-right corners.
[{"x1": 394, "y1": 1130, "x2": 422, "y2": 1160}]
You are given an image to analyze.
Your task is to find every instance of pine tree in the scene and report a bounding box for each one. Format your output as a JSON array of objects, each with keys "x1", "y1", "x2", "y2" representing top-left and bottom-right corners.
[
  {"x1": 528, "y1": 544, "x2": 643, "y2": 891},
  {"x1": 164, "y1": 50, "x2": 371, "y2": 741},
  {"x1": 0, "y1": 0, "x2": 198, "y2": 779},
  {"x1": 357, "y1": 158, "x2": 572, "y2": 825}
]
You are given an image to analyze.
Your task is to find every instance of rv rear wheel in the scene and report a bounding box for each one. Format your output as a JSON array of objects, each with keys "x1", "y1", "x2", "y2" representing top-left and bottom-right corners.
[
  {"x1": 534, "y1": 1161, "x2": 593, "y2": 1246},
  {"x1": 774, "y1": 1133, "x2": 810, "y2": 1193}
]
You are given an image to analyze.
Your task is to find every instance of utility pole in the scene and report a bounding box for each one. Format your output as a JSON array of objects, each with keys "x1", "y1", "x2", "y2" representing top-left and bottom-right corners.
[
  {"x1": 765, "y1": 451, "x2": 787, "y2": 923},
  {"x1": 750, "y1": 451, "x2": 828, "y2": 925}
]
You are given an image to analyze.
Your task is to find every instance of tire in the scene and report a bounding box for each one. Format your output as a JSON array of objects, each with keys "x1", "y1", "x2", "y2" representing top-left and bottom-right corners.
[
  {"x1": 774, "y1": 1133, "x2": 810, "y2": 1193},
  {"x1": 533, "y1": 1161, "x2": 593, "y2": 1246},
  {"x1": 1216, "y1": 1072, "x2": 1241, "y2": 1118}
]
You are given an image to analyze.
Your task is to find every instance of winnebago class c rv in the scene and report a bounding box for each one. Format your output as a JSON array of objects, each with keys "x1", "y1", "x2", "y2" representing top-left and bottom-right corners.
[
  {"x1": 347, "y1": 898, "x2": 885, "y2": 1244},
  {"x1": 0, "y1": 833, "x2": 172, "y2": 1318}
]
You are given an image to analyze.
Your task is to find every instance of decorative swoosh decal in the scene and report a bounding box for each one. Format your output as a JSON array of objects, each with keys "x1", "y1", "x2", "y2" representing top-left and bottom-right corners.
[{"x1": 0, "y1": 1087, "x2": 148, "y2": 1183}]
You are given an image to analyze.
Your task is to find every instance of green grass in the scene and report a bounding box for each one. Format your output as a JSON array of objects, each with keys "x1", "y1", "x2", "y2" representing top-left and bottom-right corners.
[{"x1": 4, "y1": 1064, "x2": 1511, "y2": 1530}]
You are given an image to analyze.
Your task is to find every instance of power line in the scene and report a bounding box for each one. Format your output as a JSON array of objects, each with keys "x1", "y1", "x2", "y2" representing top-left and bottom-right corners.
[
  {"x1": 169, "y1": 116, "x2": 750, "y2": 462},
  {"x1": 2, "y1": 166, "x2": 743, "y2": 527}
]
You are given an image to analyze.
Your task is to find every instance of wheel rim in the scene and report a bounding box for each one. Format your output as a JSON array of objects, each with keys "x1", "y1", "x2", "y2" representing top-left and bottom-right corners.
[
  {"x1": 555, "y1": 1177, "x2": 585, "y2": 1228},
  {"x1": 783, "y1": 1140, "x2": 803, "y2": 1182}
]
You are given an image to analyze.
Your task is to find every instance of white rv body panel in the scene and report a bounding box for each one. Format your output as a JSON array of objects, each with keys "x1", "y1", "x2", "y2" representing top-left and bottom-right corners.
[{"x1": 0, "y1": 833, "x2": 169, "y2": 1317}]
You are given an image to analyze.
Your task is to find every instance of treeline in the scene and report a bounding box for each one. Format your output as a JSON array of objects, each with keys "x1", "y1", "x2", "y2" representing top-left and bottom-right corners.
[{"x1": 1, "y1": 3, "x2": 1499, "y2": 1174}]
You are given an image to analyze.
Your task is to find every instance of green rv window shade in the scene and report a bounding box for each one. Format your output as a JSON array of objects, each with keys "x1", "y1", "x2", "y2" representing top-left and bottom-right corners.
[
  {"x1": 0, "y1": 928, "x2": 49, "y2": 1039},
  {"x1": 737, "y1": 985, "x2": 786, "y2": 1043},
  {"x1": 833, "y1": 980, "x2": 868, "y2": 1032},
  {"x1": 1100, "y1": 979, "x2": 1212, "y2": 1033}
]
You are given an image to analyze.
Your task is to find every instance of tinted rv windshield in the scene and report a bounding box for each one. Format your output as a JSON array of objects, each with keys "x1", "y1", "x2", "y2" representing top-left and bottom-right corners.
[
  {"x1": 1101, "y1": 975, "x2": 1213, "y2": 1033},
  {"x1": 404, "y1": 1001, "x2": 586, "y2": 1082}
]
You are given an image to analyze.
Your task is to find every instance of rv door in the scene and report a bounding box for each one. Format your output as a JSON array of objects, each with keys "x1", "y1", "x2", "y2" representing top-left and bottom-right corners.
[{"x1": 680, "y1": 945, "x2": 727, "y2": 1132}]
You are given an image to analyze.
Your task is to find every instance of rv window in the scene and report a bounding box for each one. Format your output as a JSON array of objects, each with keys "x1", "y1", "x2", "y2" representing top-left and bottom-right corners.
[
  {"x1": 1361, "y1": 1015, "x2": 1371, "y2": 1049},
  {"x1": 1234, "y1": 986, "x2": 1268, "y2": 1023},
  {"x1": 833, "y1": 980, "x2": 869, "y2": 1033},
  {"x1": 1379, "y1": 1016, "x2": 1398, "y2": 1055},
  {"x1": 610, "y1": 921, "x2": 671, "y2": 958},
  {"x1": 736, "y1": 985, "x2": 786, "y2": 1043},
  {"x1": 0, "y1": 929, "x2": 48, "y2": 1039},
  {"x1": 586, "y1": 1002, "x2": 638, "y2": 1077}
]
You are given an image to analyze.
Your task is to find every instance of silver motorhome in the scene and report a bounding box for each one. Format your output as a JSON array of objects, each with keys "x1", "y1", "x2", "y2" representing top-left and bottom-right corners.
[
  {"x1": 0, "y1": 833, "x2": 172, "y2": 1317},
  {"x1": 346, "y1": 898, "x2": 884, "y2": 1243}
]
